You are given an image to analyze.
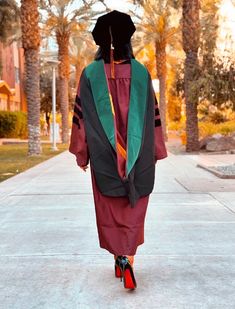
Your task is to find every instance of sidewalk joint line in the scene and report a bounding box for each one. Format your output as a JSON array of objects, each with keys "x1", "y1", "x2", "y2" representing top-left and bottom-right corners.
[
  {"x1": 208, "y1": 193, "x2": 235, "y2": 215},
  {"x1": 0, "y1": 254, "x2": 235, "y2": 258}
]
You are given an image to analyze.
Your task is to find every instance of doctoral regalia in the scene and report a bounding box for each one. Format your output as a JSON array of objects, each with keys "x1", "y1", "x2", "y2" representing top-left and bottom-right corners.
[
  {"x1": 69, "y1": 10, "x2": 168, "y2": 255},
  {"x1": 79, "y1": 59, "x2": 156, "y2": 208}
]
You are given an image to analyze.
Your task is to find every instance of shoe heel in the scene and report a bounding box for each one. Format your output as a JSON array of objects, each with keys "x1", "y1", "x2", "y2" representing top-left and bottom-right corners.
[
  {"x1": 115, "y1": 264, "x2": 122, "y2": 278},
  {"x1": 123, "y1": 267, "x2": 137, "y2": 289}
]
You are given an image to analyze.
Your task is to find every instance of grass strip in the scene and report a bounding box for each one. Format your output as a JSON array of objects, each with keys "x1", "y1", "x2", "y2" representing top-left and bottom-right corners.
[{"x1": 0, "y1": 143, "x2": 68, "y2": 182}]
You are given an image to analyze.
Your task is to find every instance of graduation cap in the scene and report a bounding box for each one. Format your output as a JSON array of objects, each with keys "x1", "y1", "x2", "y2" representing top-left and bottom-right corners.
[
  {"x1": 92, "y1": 10, "x2": 136, "y2": 78},
  {"x1": 92, "y1": 10, "x2": 136, "y2": 47}
]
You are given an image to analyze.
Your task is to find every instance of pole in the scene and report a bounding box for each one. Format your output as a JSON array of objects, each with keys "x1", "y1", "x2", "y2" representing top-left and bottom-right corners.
[{"x1": 52, "y1": 66, "x2": 58, "y2": 151}]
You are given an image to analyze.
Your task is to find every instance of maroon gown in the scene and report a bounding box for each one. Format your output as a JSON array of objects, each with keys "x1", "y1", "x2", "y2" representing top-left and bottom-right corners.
[{"x1": 69, "y1": 62, "x2": 168, "y2": 256}]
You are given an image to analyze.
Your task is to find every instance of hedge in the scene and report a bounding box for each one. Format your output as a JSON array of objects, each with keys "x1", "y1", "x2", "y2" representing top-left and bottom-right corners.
[{"x1": 0, "y1": 111, "x2": 27, "y2": 138}]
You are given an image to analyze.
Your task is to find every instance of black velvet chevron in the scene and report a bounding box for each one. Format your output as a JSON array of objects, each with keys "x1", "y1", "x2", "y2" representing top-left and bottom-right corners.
[
  {"x1": 72, "y1": 95, "x2": 83, "y2": 129},
  {"x1": 74, "y1": 105, "x2": 83, "y2": 119},
  {"x1": 75, "y1": 95, "x2": 81, "y2": 106},
  {"x1": 154, "y1": 97, "x2": 161, "y2": 126},
  {"x1": 155, "y1": 108, "x2": 160, "y2": 116},
  {"x1": 155, "y1": 119, "x2": 161, "y2": 127},
  {"x1": 72, "y1": 115, "x2": 80, "y2": 129}
]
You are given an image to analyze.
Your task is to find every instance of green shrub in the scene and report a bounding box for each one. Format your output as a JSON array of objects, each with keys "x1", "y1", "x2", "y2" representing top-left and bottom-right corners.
[
  {"x1": 208, "y1": 111, "x2": 227, "y2": 124},
  {"x1": 0, "y1": 111, "x2": 27, "y2": 138},
  {"x1": 199, "y1": 120, "x2": 235, "y2": 138},
  {"x1": 169, "y1": 117, "x2": 235, "y2": 139},
  {"x1": 168, "y1": 115, "x2": 186, "y2": 132}
]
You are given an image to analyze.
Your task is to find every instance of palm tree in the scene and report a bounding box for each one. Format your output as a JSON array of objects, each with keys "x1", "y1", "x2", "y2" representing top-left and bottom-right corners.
[
  {"x1": 200, "y1": 0, "x2": 221, "y2": 68},
  {"x1": 132, "y1": 0, "x2": 179, "y2": 141},
  {"x1": 40, "y1": 0, "x2": 106, "y2": 144},
  {"x1": 198, "y1": 0, "x2": 221, "y2": 104},
  {"x1": 0, "y1": 0, "x2": 20, "y2": 43},
  {"x1": 70, "y1": 35, "x2": 95, "y2": 85},
  {"x1": 21, "y1": 0, "x2": 41, "y2": 155},
  {"x1": 182, "y1": 0, "x2": 200, "y2": 152}
]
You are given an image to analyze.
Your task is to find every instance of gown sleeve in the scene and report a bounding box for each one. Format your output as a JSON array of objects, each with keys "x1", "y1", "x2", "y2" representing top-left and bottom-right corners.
[
  {"x1": 150, "y1": 81, "x2": 168, "y2": 162},
  {"x1": 69, "y1": 75, "x2": 89, "y2": 167}
]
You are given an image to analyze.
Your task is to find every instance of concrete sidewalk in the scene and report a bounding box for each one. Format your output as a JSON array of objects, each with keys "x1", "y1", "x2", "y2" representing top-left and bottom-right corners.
[{"x1": 0, "y1": 149, "x2": 235, "y2": 309}]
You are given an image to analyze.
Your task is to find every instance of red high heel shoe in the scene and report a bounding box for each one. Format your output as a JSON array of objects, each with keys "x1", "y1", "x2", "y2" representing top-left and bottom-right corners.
[
  {"x1": 114, "y1": 255, "x2": 122, "y2": 278},
  {"x1": 115, "y1": 263, "x2": 122, "y2": 278},
  {"x1": 115, "y1": 256, "x2": 137, "y2": 289}
]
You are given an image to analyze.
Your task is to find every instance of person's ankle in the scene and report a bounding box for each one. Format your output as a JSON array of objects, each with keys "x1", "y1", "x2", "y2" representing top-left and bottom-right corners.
[
  {"x1": 126, "y1": 255, "x2": 134, "y2": 266},
  {"x1": 114, "y1": 255, "x2": 134, "y2": 266}
]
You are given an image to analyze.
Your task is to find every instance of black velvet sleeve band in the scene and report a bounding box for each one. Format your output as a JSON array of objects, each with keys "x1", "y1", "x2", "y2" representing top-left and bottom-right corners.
[
  {"x1": 72, "y1": 115, "x2": 80, "y2": 129},
  {"x1": 74, "y1": 105, "x2": 83, "y2": 119},
  {"x1": 155, "y1": 118, "x2": 161, "y2": 127}
]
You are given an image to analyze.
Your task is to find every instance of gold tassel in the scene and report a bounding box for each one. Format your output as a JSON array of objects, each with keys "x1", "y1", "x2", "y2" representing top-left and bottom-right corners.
[
  {"x1": 110, "y1": 46, "x2": 115, "y2": 79},
  {"x1": 109, "y1": 27, "x2": 115, "y2": 79}
]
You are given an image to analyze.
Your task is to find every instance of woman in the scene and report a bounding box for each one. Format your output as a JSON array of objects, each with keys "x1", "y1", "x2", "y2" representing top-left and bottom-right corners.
[{"x1": 69, "y1": 10, "x2": 168, "y2": 290}]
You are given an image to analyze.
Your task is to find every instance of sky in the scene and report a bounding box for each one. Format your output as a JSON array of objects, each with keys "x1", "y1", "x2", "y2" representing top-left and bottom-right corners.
[
  {"x1": 217, "y1": 0, "x2": 235, "y2": 57},
  {"x1": 95, "y1": 0, "x2": 132, "y2": 11}
]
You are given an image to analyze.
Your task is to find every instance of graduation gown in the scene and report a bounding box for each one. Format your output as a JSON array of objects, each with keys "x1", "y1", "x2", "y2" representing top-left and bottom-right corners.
[{"x1": 69, "y1": 59, "x2": 168, "y2": 255}]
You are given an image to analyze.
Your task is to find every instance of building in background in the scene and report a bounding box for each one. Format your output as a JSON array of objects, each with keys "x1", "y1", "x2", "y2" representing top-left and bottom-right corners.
[{"x1": 0, "y1": 41, "x2": 26, "y2": 112}]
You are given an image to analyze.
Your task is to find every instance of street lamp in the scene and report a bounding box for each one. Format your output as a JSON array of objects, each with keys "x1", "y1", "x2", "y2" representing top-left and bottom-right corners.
[{"x1": 46, "y1": 59, "x2": 60, "y2": 151}]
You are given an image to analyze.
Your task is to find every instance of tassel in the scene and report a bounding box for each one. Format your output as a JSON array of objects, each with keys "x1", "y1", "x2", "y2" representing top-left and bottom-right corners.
[
  {"x1": 110, "y1": 45, "x2": 115, "y2": 79},
  {"x1": 109, "y1": 26, "x2": 115, "y2": 79}
]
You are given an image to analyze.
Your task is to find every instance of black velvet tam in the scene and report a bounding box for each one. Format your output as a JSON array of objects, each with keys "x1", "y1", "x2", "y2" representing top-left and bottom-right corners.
[{"x1": 92, "y1": 10, "x2": 136, "y2": 47}]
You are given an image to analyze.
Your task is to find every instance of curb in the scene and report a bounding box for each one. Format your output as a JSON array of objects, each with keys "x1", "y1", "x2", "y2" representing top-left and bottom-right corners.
[{"x1": 197, "y1": 163, "x2": 235, "y2": 179}]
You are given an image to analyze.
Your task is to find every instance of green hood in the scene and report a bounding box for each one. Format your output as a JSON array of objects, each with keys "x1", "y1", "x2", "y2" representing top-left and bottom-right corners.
[{"x1": 85, "y1": 59, "x2": 148, "y2": 175}]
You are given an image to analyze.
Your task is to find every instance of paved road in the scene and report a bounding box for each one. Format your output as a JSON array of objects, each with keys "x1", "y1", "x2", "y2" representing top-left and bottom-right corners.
[{"x1": 0, "y1": 149, "x2": 235, "y2": 309}]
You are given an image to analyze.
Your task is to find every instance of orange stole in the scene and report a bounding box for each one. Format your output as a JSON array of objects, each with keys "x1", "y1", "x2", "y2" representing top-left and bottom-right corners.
[
  {"x1": 109, "y1": 92, "x2": 127, "y2": 161},
  {"x1": 108, "y1": 90, "x2": 127, "y2": 179}
]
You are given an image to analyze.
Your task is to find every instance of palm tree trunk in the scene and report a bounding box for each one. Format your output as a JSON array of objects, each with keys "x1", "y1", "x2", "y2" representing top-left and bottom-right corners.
[
  {"x1": 158, "y1": 74, "x2": 167, "y2": 141},
  {"x1": 0, "y1": 43, "x2": 3, "y2": 78},
  {"x1": 58, "y1": 77, "x2": 69, "y2": 143},
  {"x1": 182, "y1": 0, "x2": 200, "y2": 152},
  {"x1": 75, "y1": 63, "x2": 81, "y2": 86},
  {"x1": 21, "y1": 0, "x2": 41, "y2": 155},
  {"x1": 25, "y1": 48, "x2": 41, "y2": 155},
  {"x1": 156, "y1": 41, "x2": 168, "y2": 141},
  {"x1": 184, "y1": 52, "x2": 199, "y2": 151},
  {"x1": 57, "y1": 32, "x2": 70, "y2": 144}
]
